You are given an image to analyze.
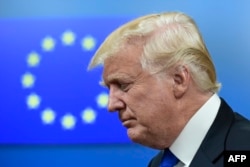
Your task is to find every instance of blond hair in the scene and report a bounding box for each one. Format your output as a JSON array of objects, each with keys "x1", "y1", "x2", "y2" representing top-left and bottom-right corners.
[{"x1": 89, "y1": 12, "x2": 221, "y2": 92}]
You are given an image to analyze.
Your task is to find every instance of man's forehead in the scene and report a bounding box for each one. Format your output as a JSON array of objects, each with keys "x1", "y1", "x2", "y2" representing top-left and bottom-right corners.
[
  {"x1": 102, "y1": 61, "x2": 142, "y2": 85},
  {"x1": 103, "y1": 52, "x2": 141, "y2": 72},
  {"x1": 102, "y1": 42, "x2": 144, "y2": 80}
]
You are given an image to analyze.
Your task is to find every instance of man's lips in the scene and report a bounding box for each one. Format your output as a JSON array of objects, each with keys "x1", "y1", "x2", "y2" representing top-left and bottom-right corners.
[
  {"x1": 121, "y1": 118, "x2": 136, "y2": 128},
  {"x1": 119, "y1": 111, "x2": 136, "y2": 128}
]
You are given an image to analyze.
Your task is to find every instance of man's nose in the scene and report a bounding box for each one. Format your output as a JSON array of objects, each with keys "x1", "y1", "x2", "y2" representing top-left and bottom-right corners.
[{"x1": 108, "y1": 86, "x2": 125, "y2": 112}]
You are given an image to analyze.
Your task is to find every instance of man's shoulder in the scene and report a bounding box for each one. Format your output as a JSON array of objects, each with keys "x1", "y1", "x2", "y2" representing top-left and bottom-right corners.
[
  {"x1": 231, "y1": 112, "x2": 250, "y2": 135},
  {"x1": 226, "y1": 112, "x2": 250, "y2": 150}
]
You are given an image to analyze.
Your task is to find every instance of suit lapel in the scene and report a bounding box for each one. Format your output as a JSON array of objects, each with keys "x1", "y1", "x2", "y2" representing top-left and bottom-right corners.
[{"x1": 148, "y1": 150, "x2": 164, "y2": 167}]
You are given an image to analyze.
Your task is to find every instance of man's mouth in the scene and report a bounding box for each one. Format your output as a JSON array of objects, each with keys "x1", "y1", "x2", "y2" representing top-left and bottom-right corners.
[{"x1": 121, "y1": 118, "x2": 136, "y2": 128}]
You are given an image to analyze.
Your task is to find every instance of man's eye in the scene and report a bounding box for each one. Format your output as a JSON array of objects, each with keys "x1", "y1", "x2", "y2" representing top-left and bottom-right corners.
[{"x1": 119, "y1": 83, "x2": 129, "y2": 92}]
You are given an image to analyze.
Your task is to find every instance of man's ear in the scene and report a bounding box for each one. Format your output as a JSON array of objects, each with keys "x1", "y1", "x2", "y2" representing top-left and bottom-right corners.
[{"x1": 172, "y1": 65, "x2": 190, "y2": 98}]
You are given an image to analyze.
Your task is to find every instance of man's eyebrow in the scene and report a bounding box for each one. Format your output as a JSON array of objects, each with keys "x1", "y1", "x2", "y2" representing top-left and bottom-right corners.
[{"x1": 101, "y1": 73, "x2": 134, "y2": 87}]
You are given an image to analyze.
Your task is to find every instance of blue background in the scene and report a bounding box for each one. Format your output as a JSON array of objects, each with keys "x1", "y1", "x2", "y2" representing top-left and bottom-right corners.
[
  {"x1": 0, "y1": 0, "x2": 250, "y2": 167},
  {"x1": 0, "y1": 18, "x2": 131, "y2": 144}
]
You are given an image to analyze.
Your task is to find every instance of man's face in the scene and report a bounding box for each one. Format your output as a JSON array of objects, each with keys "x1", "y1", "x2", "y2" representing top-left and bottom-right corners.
[{"x1": 102, "y1": 44, "x2": 181, "y2": 149}]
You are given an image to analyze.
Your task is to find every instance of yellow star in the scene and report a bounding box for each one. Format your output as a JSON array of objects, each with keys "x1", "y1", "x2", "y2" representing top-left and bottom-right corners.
[
  {"x1": 96, "y1": 92, "x2": 108, "y2": 108},
  {"x1": 81, "y1": 108, "x2": 96, "y2": 124},
  {"x1": 41, "y1": 36, "x2": 56, "y2": 51},
  {"x1": 61, "y1": 114, "x2": 76, "y2": 130},
  {"x1": 27, "y1": 52, "x2": 41, "y2": 67},
  {"x1": 81, "y1": 35, "x2": 96, "y2": 51},
  {"x1": 41, "y1": 108, "x2": 56, "y2": 124},
  {"x1": 27, "y1": 93, "x2": 41, "y2": 109},
  {"x1": 21, "y1": 72, "x2": 35, "y2": 88},
  {"x1": 61, "y1": 30, "x2": 76, "y2": 46}
]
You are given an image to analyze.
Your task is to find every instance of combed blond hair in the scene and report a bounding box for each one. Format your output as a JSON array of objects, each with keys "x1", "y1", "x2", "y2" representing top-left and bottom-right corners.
[{"x1": 89, "y1": 12, "x2": 221, "y2": 93}]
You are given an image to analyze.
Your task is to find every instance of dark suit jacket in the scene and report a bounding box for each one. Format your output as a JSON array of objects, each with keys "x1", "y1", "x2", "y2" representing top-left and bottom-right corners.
[{"x1": 148, "y1": 98, "x2": 250, "y2": 167}]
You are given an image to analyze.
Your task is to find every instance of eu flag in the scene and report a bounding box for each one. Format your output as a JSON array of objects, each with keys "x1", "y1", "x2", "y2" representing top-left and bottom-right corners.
[{"x1": 0, "y1": 18, "x2": 132, "y2": 144}]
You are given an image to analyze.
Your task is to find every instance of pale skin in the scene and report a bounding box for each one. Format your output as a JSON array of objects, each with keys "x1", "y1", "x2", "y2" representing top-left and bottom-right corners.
[{"x1": 102, "y1": 43, "x2": 213, "y2": 149}]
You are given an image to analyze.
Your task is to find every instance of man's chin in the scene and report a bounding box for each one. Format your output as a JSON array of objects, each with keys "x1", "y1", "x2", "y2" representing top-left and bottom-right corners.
[
  {"x1": 127, "y1": 128, "x2": 139, "y2": 141},
  {"x1": 127, "y1": 127, "x2": 147, "y2": 144}
]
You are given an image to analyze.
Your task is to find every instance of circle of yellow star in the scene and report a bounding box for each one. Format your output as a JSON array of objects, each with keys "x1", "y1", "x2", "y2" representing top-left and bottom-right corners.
[{"x1": 22, "y1": 30, "x2": 102, "y2": 129}]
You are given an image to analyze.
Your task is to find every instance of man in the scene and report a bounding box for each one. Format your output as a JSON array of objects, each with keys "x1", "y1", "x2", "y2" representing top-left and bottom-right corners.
[{"x1": 88, "y1": 12, "x2": 250, "y2": 166}]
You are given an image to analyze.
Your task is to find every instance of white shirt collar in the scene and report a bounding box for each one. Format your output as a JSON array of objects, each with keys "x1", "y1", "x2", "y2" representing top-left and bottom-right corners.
[{"x1": 170, "y1": 94, "x2": 221, "y2": 167}]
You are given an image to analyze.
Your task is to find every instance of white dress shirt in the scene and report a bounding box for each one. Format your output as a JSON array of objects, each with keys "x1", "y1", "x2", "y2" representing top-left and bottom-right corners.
[{"x1": 170, "y1": 93, "x2": 221, "y2": 167}]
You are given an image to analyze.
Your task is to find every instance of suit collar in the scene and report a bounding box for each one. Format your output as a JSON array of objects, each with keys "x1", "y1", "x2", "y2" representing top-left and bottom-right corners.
[
  {"x1": 170, "y1": 94, "x2": 221, "y2": 165},
  {"x1": 190, "y1": 98, "x2": 234, "y2": 166},
  {"x1": 148, "y1": 98, "x2": 235, "y2": 167}
]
